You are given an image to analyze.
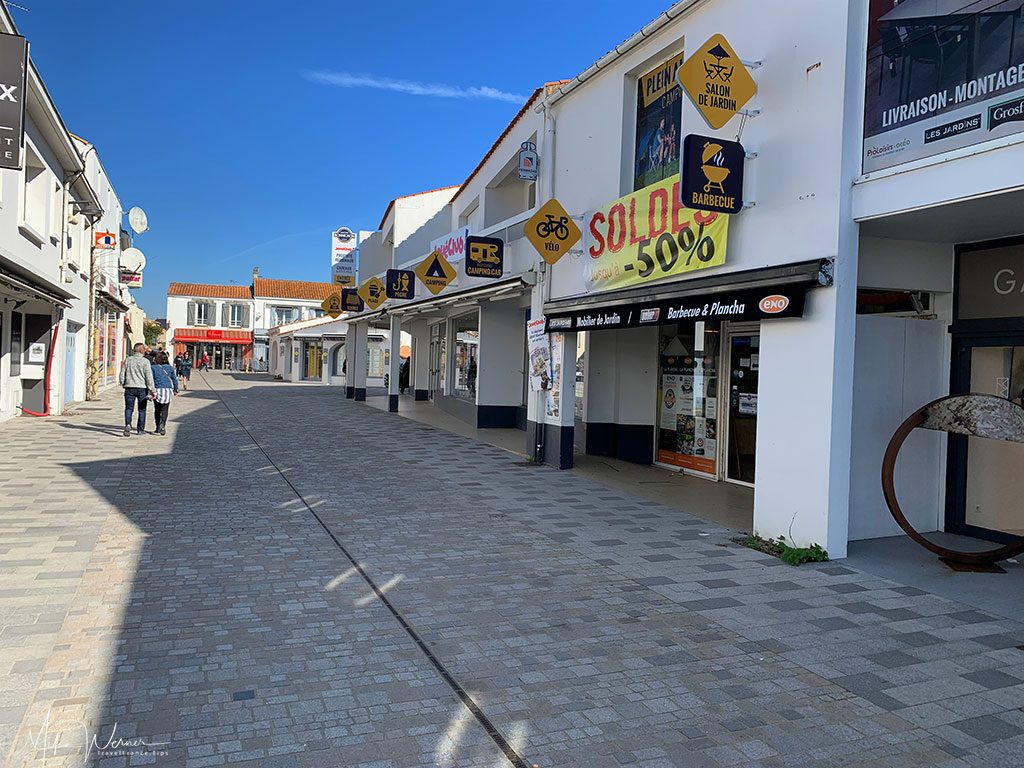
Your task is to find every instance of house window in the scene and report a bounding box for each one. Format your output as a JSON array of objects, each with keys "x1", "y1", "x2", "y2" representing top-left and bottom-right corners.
[
  {"x1": 271, "y1": 306, "x2": 297, "y2": 326},
  {"x1": 20, "y1": 145, "x2": 49, "y2": 242},
  {"x1": 229, "y1": 304, "x2": 244, "y2": 327},
  {"x1": 196, "y1": 302, "x2": 210, "y2": 326},
  {"x1": 310, "y1": 308, "x2": 325, "y2": 318}
]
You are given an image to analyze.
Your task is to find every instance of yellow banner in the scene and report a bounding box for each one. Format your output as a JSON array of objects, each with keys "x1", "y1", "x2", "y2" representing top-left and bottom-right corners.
[
  {"x1": 585, "y1": 174, "x2": 728, "y2": 293},
  {"x1": 640, "y1": 51, "x2": 686, "y2": 107}
]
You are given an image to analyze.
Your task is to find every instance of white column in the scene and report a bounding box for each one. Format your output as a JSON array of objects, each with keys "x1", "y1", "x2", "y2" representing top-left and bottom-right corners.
[
  {"x1": 388, "y1": 315, "x2": 401, "y2": 412},
  {"x1": 543, "y1": 330, "x2": 577, "y2": 469},
  {"x1": 410, "y1": 319, "x2": 430, "y2": 400},
  {"x1": 351, "y1": 322, "x2": 368, "y2": 401},
  {"x1": 477, "y1": 300, "x2": 526, "y2": 428}
]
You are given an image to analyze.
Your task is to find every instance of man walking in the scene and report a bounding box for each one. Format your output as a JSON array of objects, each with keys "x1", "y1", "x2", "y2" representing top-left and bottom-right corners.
[{"x1": 119, "y1": 343, "x2": 155, "y2": 437}]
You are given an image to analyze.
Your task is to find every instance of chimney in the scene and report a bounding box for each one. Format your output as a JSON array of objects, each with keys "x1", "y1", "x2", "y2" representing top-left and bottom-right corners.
[{"x1": 252, "y1": 266, "x2": 259, "y2": 283}]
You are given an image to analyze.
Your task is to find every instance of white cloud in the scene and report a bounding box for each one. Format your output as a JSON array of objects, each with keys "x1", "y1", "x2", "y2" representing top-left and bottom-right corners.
[{"x1": 303, "y1": 70, "x2": 526, "y2": 104}]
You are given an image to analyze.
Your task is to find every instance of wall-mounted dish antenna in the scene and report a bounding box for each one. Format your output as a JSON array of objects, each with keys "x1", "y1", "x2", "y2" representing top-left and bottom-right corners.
[
  {"x1": 128, "y1": 206, "x2": 149, "y2": 234},
  {"x1": 121, "y1": 247, "x2": 146, "y2": 273}
]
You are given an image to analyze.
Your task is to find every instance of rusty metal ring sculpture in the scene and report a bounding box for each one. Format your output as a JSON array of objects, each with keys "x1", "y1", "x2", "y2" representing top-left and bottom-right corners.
[{"x1": 882, "y1": 393, "x2": 1024, "y2": 566}]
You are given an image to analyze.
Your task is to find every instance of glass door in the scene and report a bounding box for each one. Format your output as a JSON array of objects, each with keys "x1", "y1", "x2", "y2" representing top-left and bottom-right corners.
[
  {"x1": 725, "y1": 328, "x2": 759, "y2": 485},
  {"x1": 949, "y1": 337, "x2": 1024, "y2": 541}
]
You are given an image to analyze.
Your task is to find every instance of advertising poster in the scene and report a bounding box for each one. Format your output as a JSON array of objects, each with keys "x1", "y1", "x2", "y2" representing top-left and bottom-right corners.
[
  {"x1": 585, "y1": 174, "x2": 728, "y2": 294},
  {"x1": 658, "y1": 341, "x2": 718, "y2": 475},
  {"x1": 546, "y1": 332, "x2": 563, "y2": 419},
  {"x1": 660, "y1": 374, "x2": 681, "y2": 429},
  {"x1": 864, "y1": 1, "x2": 1024, "y2": 173},
  {"x1": 526, "y1": 318, "x2": 552, "y2": 391},
  {"x1": 634, "y1": 51, "x2": 685, "y2": 190}
]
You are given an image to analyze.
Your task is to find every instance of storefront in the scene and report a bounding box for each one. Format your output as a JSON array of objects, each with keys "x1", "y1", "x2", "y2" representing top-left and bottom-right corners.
[
  {"x1": 92, "y1": 290, "x2": 128, "y2": 393},
  {"x1": 173, "y1": 327, "x2": 253, "y2": 370},
  {"x1": 544, "y1": 263, "x2": 822, "y2": 487}
]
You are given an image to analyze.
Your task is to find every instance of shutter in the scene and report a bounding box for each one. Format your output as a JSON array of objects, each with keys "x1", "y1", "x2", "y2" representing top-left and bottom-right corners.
[
  {"x1": 221, "y1": 303, "x2": 229, "y2": 327},
  {"x1": 242, "y1": 304, "x2": 251, "y2": 327},
  {"x1": 187, "y1": 301, "x2": 196, "y2": 325}
]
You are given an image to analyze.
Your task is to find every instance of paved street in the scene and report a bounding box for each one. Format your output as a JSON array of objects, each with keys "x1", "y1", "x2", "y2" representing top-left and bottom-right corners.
[{"x1": 3, "y1": 374, "x2": 1024, "y2": 768}]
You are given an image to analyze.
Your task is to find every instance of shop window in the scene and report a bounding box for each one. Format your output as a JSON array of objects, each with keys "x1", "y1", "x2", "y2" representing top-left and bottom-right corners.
[
  {"x1": 20, "y1": 145, "x2": 49, "y2": 243},
  {"x1": 331, "y1": 343, "x2": 346, "y2": 376},
  {"x1": 452, "y1": 312, "x2": 479, "y2": 402},
  {"x1": 657, "y1": 322, "x2": 720, "y2": 475}
]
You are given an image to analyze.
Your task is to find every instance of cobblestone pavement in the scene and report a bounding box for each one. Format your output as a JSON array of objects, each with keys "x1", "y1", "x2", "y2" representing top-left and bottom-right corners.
[{"x1": 2, "y1": 372, "x2": 1024, "y2": 768}]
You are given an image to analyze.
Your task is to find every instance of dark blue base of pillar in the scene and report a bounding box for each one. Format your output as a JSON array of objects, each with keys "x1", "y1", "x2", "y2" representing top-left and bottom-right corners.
[
  {"x1": 346, "y1": 386, "x2": 355, "y2": 399},
  {"x1": 414, "y1": 389, "x2": 429, "y2": 401},
  {"x1": 355, "y1": 388, "x2": 366, "y2": 402},
  {"x1": 527, "y1": 420, "x2": 574, "y2": 469},
  {"x1": 388, "y1": 394, "x2": 399, "y2": 412}
]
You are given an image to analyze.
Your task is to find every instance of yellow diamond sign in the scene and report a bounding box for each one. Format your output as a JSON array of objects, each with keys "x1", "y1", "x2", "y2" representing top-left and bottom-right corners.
[
  {"x1": 357, "y1": 276, "x2": 386, "y2": 310},
  {"x1": 678, "y1": 33, "x2": 757, "y2": 130},
  {"x1": 415, "y1": 249, "x2": 457, "y2": 295},
  {"x1": 321, "y1": 292, "x2": 343, "y2": 319},
  {"x1": 526, "y1": 198, "x2": 581, "y2": 266}
]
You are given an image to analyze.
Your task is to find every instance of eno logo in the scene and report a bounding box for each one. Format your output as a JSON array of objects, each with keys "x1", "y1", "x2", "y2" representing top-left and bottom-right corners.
[{"x1": 759, "y1": 295, "x2": 790, "y2": 314}]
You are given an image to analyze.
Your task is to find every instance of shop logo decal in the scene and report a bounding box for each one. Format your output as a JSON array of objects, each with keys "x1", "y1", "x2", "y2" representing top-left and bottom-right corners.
[
  {"x1": 640, "y1": 308, "x2": 661, "y2": 323},
  {"x1": 759, "y1": 294, "x2": 790, "y2": 314},
  {"x1": 547, "y1": 316, "x2": 573, "y2": 330},
  {"x1": 989, "y1": 96, "x2": 1024, "y2": 131}
]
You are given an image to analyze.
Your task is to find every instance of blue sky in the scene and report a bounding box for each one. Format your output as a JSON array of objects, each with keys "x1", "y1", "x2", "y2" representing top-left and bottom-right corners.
[{"x1": 16, "y1": 0, "x2": 671, "y2": 316}]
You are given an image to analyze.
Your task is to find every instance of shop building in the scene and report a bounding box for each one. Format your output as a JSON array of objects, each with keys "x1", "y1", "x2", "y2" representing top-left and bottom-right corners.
[
  {"x1": 166, "y1": 271, "x2": 336, "y2": 371},
  {"x1": 268, "y1": 315, "x2": 392, "y2": 387}
]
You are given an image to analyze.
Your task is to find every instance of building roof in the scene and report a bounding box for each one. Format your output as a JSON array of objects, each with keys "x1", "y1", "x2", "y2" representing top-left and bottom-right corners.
[
  {"x1": 377, "y1": 185, "x2": 460, "y2": 230},
  {"x1": 167, "y1": 282, "x2": 251, "y2": 299},
  {"x1": 253, "y1": 277, "x2": 336, "y2": 301},
  {"x1": 453, "y1": 81, "x2": 568, "y2": 203}
]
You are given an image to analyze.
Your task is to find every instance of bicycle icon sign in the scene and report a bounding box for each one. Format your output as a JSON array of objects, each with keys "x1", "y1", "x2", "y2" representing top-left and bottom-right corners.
[{"x1": 526, "y1": 198, "x2": 582, "y2": 266}]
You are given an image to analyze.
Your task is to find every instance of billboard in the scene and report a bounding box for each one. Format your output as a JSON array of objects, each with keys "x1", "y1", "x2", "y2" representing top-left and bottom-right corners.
[
  {"x1": 331, "y1": 227, "x2": 358, "y2": 286},
  {"x1": 634, "y1": 51, "x2": 684, "y2": 191},
  {"x1": 0, "y1": 34, "x2": 26, "y2": 171},
  {"x1": 864, "y1": 1, "x2": 1024, "y2": 173}
]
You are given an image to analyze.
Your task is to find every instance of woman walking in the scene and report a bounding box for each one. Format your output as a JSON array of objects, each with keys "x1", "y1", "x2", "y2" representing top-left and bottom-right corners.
[
  {"x1": 150, "y1": 351, "x2": 179, "y2": 436},
  {"x1": 176, "y1": 352, "x2": 192, "y2": 391}
]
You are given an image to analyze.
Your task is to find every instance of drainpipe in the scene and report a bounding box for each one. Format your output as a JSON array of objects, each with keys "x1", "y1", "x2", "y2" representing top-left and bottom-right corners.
[{"x1": 532, "y1": 96, "x2": 558, "y2": 462}]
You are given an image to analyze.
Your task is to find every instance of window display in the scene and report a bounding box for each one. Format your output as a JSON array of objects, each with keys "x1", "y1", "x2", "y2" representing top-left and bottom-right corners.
[
  {"x1": 452, "y1": 312, "x2": 479, "y2": 402},
  {"x1": 657, "y1": 322, "x2": 719, "y2": 474}
]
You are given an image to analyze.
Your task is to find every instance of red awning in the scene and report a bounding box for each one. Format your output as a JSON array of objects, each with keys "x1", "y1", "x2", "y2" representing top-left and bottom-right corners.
[{"x1": 173, "y1": 327, "x2": 253, "y2": 344}]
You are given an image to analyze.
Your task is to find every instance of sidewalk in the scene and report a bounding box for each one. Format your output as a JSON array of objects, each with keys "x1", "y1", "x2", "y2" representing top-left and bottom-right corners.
[{"x1": 2, "y1": 373, "x2": 1023, "y2": 767}]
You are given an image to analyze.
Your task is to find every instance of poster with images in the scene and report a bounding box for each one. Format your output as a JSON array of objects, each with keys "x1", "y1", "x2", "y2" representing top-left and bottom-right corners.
[
  {"x1": 634, "y1": 51, "x2": 685, "y2": 190},
  {"x1": 526, "y1": 318, "x2": 552, "y2": 392},
  {"x1": 864, "y1": 1, "x2": 1024, "y2": 173},
  {"x1": 657, "y1": 351, "x2": 717, "y2": 475},
  {"x1": 546, "y1": 332, "x2": 563, "y2": 419},
  {"x1": 660, "y1": 374, "x2": 681, "y2": 429}
]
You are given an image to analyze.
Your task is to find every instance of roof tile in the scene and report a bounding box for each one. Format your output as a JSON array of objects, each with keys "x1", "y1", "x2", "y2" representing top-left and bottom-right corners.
[
  {"x1": 253, "y1": 277, "x2": 336, "y2": 301},
  {"x1": 167, "y1": 282, "x2": 250, "y2": 299}
]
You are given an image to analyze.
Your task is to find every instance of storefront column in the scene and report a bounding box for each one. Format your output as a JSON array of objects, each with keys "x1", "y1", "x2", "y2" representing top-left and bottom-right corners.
[
  {"x1": 409, "y1": 319, "x2": 429, "y2": 400},
  {"x1": 350, "y1": 322, "x2": 368, "y2": 401},
  {"x1": 527, "y1": 330, "x2": 576, "y2": 469},
  {"x1": 387, "y1": 315, "x2": 401, "y2": 412},
  {"x1": 755, "y1": 267, "x2": 856, "y2": 559},
  {"x1": 344, "y1": 328, "x2": 355, "y2": 398}
]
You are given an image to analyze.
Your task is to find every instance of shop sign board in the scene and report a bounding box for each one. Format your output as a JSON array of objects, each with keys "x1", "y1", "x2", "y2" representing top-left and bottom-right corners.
[
  {"x1": 464, "y1": 235, "x2": 504, "y2": 278},
  {"x1": 119, "y1": 269, "x2": 143, "y2": 288},
  {"x1": 957, "y1": 244, "x2": 1024, "y2": 320},
  {"x1": 863, "y1": 5, "x2": 1024, "y2": 173},
  {"x1": 415, "y1": 249, "x2": 457, "y2": 295},
  {"x1": 357, "y1": 276, "x2": 386, "y2": 310},
  {"x1": 526, "y1": 198, "x2": 582, "y2": 265},
  {"x1": 526, "y1": 317, "x2": 552, "y2": 391},
  {"x1": 321, "y1": 292, "x2": 343, "y2": 319},
  {"x1": 331, "y1": 227, "x2": 358, "y2": 287},
  {"x1": 585, "y1": 173, "x2": 728, "y2": 294},
  {"x1": 680, "y1": 134, "x2": 744, "y2": 214},
  {"x1": 341, "y1": 288, "x2": 364, "y2": 313},
  {"x1": 95, "y1": 231, "x2": 118, "y2": 250},
  {"x1": 430, "y1": 227, "x2": 469, "y2": 263},
  {"x1": 544, "y1": 283, "x2": 806, "y2": 333},
  {"x1": 385, "y1": 269, "x2": 415, "y2": 300},
  {"x1": 517, "y1": 141, "x2": 538, "y2": 181},
  {"x1": 678, "y1": 34, "x2": 756, "y2": 130},
  {"x1": 0, "y1": 34, "x2": 26, "y2": 170}
]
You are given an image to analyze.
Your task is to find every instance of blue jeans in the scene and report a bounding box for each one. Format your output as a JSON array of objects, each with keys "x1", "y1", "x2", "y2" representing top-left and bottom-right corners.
[{"x1": 124, "y1": 387, "x2": 148, "y2": 432}]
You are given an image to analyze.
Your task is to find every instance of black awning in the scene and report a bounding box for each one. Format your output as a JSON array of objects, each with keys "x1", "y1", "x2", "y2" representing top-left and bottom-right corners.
[
  {"x1": 543, "y1": 260, "x2": 828, "y2": 333},
  {"x1": 0, "y1": 263, "x2": 74, "y2": 308},
  {"x1": 96, "y1": 290, "x2": 129, "y2": 312}
]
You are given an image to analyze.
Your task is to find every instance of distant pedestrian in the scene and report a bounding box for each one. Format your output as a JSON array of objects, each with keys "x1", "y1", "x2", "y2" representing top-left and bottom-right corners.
[
  {"x1": 176, "y1": 353, "x2": 192, "y2": 391},
  {"x1": 200, "y1": 352, "x2": 210, "y2": 371},
  {"x1": 119, "y1": 342, "x2": 155, "y2": 437},
  {"x1": 150, "y1": 352, "x2": 179, "y2": 436},
  {"x1": 399, "y1": 357, "x2": 410, "y2": 394}
]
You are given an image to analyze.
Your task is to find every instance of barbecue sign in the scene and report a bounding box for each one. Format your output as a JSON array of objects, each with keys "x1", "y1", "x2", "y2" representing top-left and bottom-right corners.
[
  {"x1": 680, "y1": 134, "x2": 745, "y2": 214},
  {"x1": 678, "y1": 34, "x2": 756, "y2": 130}
]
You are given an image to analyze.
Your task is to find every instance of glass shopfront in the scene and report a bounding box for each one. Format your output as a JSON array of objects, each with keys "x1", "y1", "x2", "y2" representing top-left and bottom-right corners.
[
  {"x1": 657, "y1": 321, "x2": 720, "y2": 475},
  {"x1": 452, "y1": 312, "x2": 479, "y2": 402}
]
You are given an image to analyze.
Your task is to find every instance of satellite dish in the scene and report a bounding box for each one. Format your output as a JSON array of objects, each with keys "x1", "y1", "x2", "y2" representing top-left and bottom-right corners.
[
  {"x1": 128, "y1": 206, "x2": 149, "y2": 234},
  {"x1": 121, "y1": 247, "x2": 146, "y2": 272}
]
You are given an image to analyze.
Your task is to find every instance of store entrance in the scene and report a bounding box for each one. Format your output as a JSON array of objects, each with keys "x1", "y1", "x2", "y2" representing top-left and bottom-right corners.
[
  {"x1": 428, "y1": 322, "x2": 445, "y2": 399},
  {"x1": 948, "y1": 335, "x2": 1024, "y2": 542},
  {"x1": 725, "y1": 326, "x2": 759, "y2": 485}
]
